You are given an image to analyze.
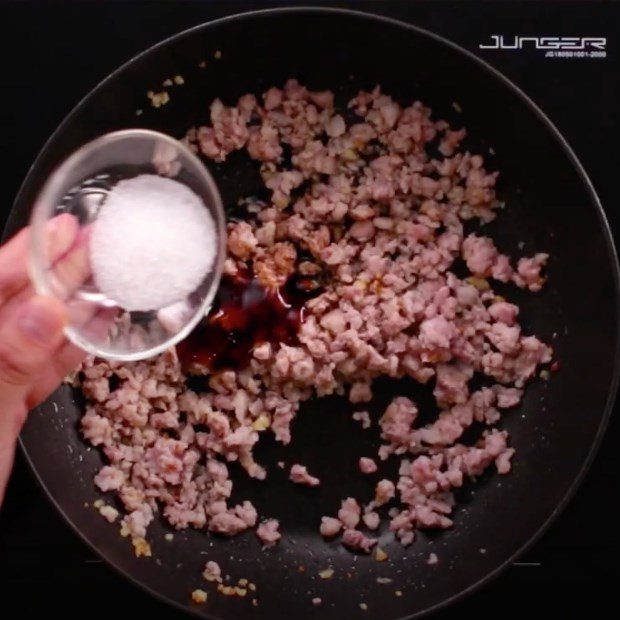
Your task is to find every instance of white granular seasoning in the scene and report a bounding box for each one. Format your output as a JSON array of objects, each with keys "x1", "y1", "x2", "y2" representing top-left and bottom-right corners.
[{"x1": 90, "y1": 174, "x2": 216, "y2": 311}]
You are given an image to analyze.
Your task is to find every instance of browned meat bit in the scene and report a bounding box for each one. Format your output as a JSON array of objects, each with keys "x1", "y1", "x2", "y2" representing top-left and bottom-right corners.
[
  {"x1": 203, "y1": 560, "x2": 222, "y2": 583},
  {"x1": 341, "y1": 529, "x2": 377, "y2": 553},
  {"x1": 305, "y1": 225, "x2": 330, "y2": 258},
  {"x1": 298, "y1": 261, "x2": 322, "y2": 276},
  {"x1": 254, "y1": 242, "x2": 297, "y2": 288},
  {"x1": 228, "y1": 221, "x2": 258, "y2": 260},
  {"x1": 256, "y1": 519, "x2": 281, "y2": 547},
  {"x1": 337, "y1": 497, "x2": 361, "y2": 529},
  {"x1": 320, "y1": 516, "x2": 342, "y2": 538},
  {"x1": 265, "y1": 170, "x2": 304, "y2": 208},
  {"x1": 247, "y1": 122, "x2": 283, "y2": 162},
  {"x1": 289, "y1": 464, "x2": 320, "y2": 487},
  {"x1": 359, "y1": 457, "x2": 378, "y2": 474},
  {"x1": 197, "y1": 98, "x2": 249, "y2": 162}
]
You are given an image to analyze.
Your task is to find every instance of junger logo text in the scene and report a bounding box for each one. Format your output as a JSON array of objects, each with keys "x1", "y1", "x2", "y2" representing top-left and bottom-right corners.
[{"x1": 479, "y1": 35, "x2": 607, "y2": 59}]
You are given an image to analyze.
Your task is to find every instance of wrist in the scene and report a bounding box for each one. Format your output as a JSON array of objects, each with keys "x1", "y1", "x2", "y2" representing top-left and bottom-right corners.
[{"x1": 1, "y1": 402, "x2": 28, "y2": 439}]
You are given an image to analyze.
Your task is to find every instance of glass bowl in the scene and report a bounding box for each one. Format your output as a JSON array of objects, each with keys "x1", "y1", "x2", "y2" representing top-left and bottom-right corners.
[{"x1": 29, "y1": 129, "x2": 226, "y2": 361}]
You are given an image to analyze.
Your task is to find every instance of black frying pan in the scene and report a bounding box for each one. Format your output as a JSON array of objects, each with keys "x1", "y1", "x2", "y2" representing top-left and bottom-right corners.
[{"x1": 3, "y1": 7, "x2": 619, "y2": 620}]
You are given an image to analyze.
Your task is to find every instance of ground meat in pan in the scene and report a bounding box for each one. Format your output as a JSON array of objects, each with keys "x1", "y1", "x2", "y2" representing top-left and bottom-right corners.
[{"x1": 78, "y1": 80, "x2": 551, "y2": 558}]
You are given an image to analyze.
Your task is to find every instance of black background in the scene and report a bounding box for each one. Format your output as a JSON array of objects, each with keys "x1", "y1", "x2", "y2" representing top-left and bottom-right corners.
[{"x1": 0, "y1": 1, "x2": 618, "y2": 617}]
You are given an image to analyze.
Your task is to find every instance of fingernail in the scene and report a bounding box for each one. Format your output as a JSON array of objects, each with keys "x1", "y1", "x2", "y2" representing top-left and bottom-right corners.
[{"x1": 17, "y1": 299, "x2": 64, "y2": 346}]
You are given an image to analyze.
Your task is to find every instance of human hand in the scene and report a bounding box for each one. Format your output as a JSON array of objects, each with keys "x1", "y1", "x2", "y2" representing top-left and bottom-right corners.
[{"x1": 0, "y1": 215, "x2": 86, "y2": 505}]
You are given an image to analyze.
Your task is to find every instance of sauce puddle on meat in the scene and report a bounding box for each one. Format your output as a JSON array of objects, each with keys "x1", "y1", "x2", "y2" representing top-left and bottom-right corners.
[{"x1": 177, "y1": 270, "x2": 320, "y2": 372}]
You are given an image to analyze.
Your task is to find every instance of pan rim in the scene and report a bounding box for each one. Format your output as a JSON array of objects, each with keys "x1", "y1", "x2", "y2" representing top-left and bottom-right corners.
[{"x1": 6, "y1": 6, "x2": 620, "y2": 620}]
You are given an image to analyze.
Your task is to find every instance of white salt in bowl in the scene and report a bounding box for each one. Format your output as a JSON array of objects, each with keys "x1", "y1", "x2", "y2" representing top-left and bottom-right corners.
[{"x1": 29, "y1": 129, "x2": 226, "y2": 361}]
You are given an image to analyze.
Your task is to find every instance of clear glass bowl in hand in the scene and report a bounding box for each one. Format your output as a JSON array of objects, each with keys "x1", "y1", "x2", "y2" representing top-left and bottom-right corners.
[{"x1": 29, "y1": 129, "x2": 225, "y2": 361}]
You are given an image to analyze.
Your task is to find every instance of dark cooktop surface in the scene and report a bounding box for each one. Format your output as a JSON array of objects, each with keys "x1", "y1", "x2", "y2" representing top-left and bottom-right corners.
[{"x1": 0, "y1": 1, "x2": 617, "y2": 618}]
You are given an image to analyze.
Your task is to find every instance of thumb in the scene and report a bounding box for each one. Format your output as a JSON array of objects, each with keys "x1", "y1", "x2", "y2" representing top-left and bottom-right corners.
[{"x1": 0, "y1": 295, "x2": 67, "y2": 415}]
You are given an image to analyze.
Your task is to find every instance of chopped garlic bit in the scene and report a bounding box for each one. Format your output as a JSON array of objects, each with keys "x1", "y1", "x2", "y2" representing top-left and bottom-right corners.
[
  {"x1": 318, "y1": 568, "x2": 334, "y2": 579},
  {"x1": 99, "y1": 504, "x2": 119, "y2": 523},
  {"x1": 375, "y1": 547, "x2": 388, "y2": 562},
  {"x1": 252, "y1": 414, "x2": 270, "y2": 431},
  {"x1": 150, "y1": 91, "x2": 170, "y2": 108},
  {"x1": 466, "y1": 276, "x2": 490, "y2": 291},
  {"x1": 217, "y1": 583, "x2": 249, "y2": 598},
  {"x1": 191, "y1": 589, "x2": 208, "y2": 604},
  {"x1": 342, "y1": 148, "x2": 359, "y2": 161},
  {"x1": 132, "y1": 537, "x2": 152, "y2": 558}
]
